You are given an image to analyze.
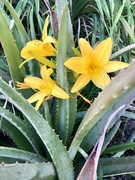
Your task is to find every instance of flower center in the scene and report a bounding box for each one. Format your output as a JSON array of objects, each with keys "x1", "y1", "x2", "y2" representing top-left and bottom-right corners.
[
  {"x1": 39, "y1": 84, "x2": 51, "y2": 93},
  {"x1": 39, "y1": 84, "x2": 48, "y2": 89},
  {"x1": 89, "y1": 64, "x2": 98, "y2": 73}
]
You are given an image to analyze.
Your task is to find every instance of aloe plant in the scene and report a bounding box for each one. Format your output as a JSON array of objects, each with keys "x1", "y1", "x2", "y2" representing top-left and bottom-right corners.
[{"x1": 0, "y1": 0, "x2": 135, "y2": 179}]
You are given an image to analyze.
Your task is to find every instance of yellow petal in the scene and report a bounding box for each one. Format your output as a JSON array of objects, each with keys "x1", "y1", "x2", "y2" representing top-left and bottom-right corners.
[
  {"x1": 79, "y1": 38, "x2": 93, "y2": 59},
  {"x1": 92, "y1": 37, "x2": 112, "y2": 65},
  {"x1": 29, "y1": 51, "x2": 56, "y2": 68},
  {"x1": 64, "y1": 57, "x2": 89, "y2": 74},
  {"x1": 35, "y1": 96, "x2": 45, "y2": 110},
  {"x1": 43, "y1": 36, "x2": 56, "y2": 44},
  {"x1": 42, "y1": 16, "x2": 49, "y2": 41},
  {"x1": 24, "y1": 77, "x2": 45, "y2": 89},
  {"x1": 52, "y1": 85, "x2": 69, "y2": 99},
  {"x1": 40, "y1": 65, "x2": 53, "y2": 78},
  {"x1": 71, "y1": 74, "x2": 91, "y2": 93},
  {"x1": 102, "y1": 61, "x2": 129, "y2": 73},
  {"x1": 40, "y1": 66, "x2": 55, "y2": 88},
  {"x1": 28, "y1": 91, "x2": 47, "y2": 104},
  {"x1": 42, "y1": 43, "x2": 56, "y2": 56},
  {"x1": 91, "y1": 70, "x2": 110, "y2": 89}
]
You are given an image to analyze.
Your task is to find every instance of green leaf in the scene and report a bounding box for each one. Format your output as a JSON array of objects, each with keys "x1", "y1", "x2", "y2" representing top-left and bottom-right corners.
[
  {"x1": 0, "y1": 147, "x2": 45, "y2": 163},
  {"x1": 110, "y1": 0, "x2": 127, "y2": 36},
  {"x1": 1, "y1": 120, "x2": 34, "y2": 153},
  {"x1": 120, "y1": 16, "x2": 135, "y2": 43},
  {"x1": 110, "y1": 43, "x2": 135, "y2": 60},
  {"x1": 102, "y1": 142, "x2": 135, "y2": 155},
  {"x1": 0, "y1": 107, "x2": 44, "y2": 155},
  {"x1": 1, "y1": 0, "x2": 29, "y2": 45},
  {"x1": 100, "y1": 157, "x2": 135, "y2": 177},
  {"x1": 0, "y1": 10, "x2": 26, "y2": 84},
  {"x1": 0, "y1": 162, "x2": 56, "y2": 180},
  {"x1": 0, "y1": 78, "x2": 74, "y2": 180},
  {"x1": 55, "y1": 5, "x2": 76, "y2": 144},
  {"x1": 55, "y1": 0, "x2": 68, "y2": 24},
  {"x1": 71, "y1": 0, "x2": 93, "y2": 21}
]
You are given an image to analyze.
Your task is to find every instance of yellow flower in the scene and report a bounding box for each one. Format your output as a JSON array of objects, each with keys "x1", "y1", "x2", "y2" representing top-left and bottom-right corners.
[
  {"x1": 64, "y1": 37, "x2": 129, "y2": 92},
  {"x1": 19, "y1": 65, "x2": 69, "y2": 110},
  {"x1": 20, "y1": 16, "x2": 56, "y2": 68}
]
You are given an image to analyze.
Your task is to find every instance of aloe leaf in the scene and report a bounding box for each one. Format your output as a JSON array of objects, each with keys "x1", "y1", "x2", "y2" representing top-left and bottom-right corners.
[
  {"x1": 43, "y1": 101, "x2": 53, "y2": 127},
  {"x1": 100, "y1": 157, "x2": 135, "y2": 177},
  {"x1": 81, "y1": 79, "x2": 135, "y2": 152},
  {"x1": 55, "y1": 5, "x2": 69, "y2": 143},
  {"x1": 55, "y1": 5, "x2": 76, "y2": 144},
  {"x1": 0, "y1": 10, "x2": 26, "y2": 84},
  {"x1": 55, "y1": 0, "x2": 68, "y2": 24},
  {"x1": 0, "y1": 147, "x2": 45, "y2": 163},
  {"x1": 0, "y1": 107, "x2": 44, "y2": 155},
  {"x1": 0, "y1": 69, "x2": 10, "y2": 83},
  {"x1": 0, "y1": 78, "x2": 74, "y2": 180},
  {"x1": 69, "y1": 61, "x2": 135, "y2": 160},
  {"x1": 55, "y1": 0, "x2": 75, "y2": 55},
  {"x1": 1, "y1": 120, "x2": 34, "y2": 153},
  {"x1": 0, "y1": 162, "x2": 56, "y2": 180}
]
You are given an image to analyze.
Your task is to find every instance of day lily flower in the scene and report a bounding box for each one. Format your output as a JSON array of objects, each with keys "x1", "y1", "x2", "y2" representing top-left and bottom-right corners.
[
  {"x1": 20, "y1": 16, "x2": 56, "y2": 68},
  {"x1": 64, "y1": 37, "x2": 129, "y2": 92},
  {"x1": 17, "y1": 65, "x2": 69, "y2": 110}
]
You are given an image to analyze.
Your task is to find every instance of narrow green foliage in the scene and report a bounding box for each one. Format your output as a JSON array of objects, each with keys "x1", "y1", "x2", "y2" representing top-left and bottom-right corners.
[
  {"x1": 34, "y1": 0, "x2": 44, "y2": 33},
  {"x1": 120, "y1": 16, "x2": 135, "y2": 43},
  {"x1": 29, "y1": 7, "x2": 36, "y2": 40},
  {"x1": 1, "y1": 0, "x2": 29, "y2": 45},
  {"x1": 110, "y1": 43, "x2": 135, "y2": 60},
  {"x1": 0, "y1": 10, "x2": 26, "y2": 84},
  {"x1": 102, "y1": 142, "x2": 135, "y2": 155},
  {"x1": 71, "y1": 0, "x2": 93, "y2": 21},
  {"x1": 110, "y1": 0, "x2": 126, "y2": 36}
]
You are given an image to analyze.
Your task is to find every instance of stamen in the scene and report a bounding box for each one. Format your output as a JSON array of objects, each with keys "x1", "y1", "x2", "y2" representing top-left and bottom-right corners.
[
  {"x1": 77, "y1": 92, "x2": 91, "y2": 104},
  {"x1": 34, "y1": 40, "x2": 42, "y2": 46}
]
